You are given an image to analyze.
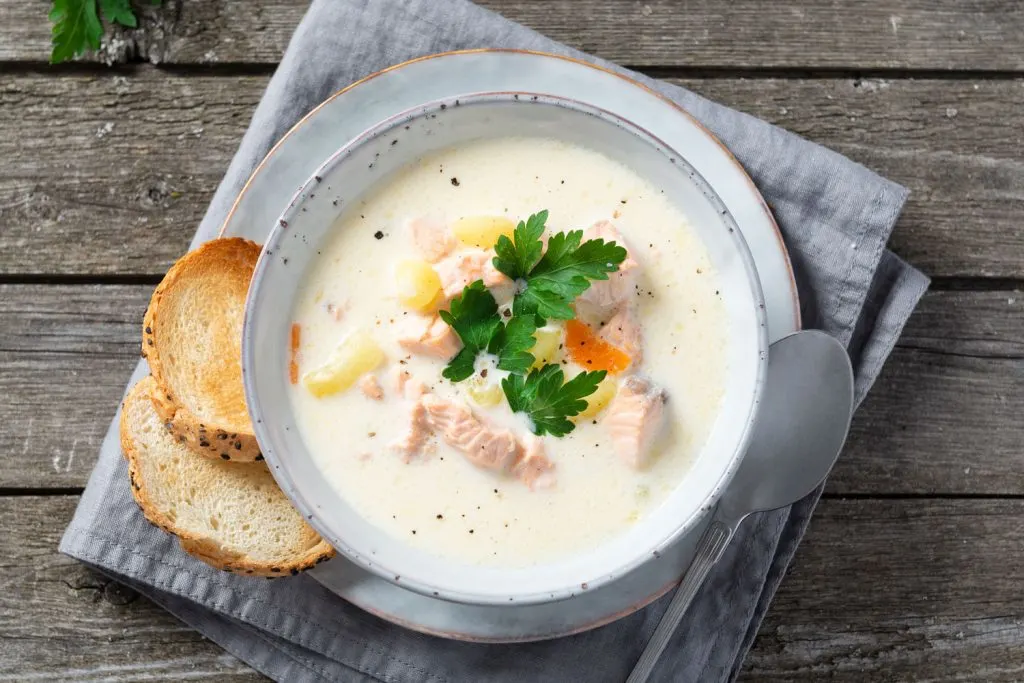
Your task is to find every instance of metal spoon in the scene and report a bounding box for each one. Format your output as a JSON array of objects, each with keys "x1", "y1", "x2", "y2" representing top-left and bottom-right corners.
[{"x1": 626, "y1": 330, "x2": 855, "y2": 683}]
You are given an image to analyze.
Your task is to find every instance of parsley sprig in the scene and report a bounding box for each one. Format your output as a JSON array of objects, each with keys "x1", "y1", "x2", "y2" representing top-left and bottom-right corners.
[
  {"x1": 493, "y1": 210, "x2": 628, "y2": 322},
  {"x1": 439, "y1": 281, "x2": 537, "y2": 382},
  {"x1": 50, "y1": 0, "x2": 162, "y2": 64},
  {"x1": 502, "y1": 366, "x2": 607, "y2": 437},
  {"x1": 438, "y1": 209, "x2": 626, "y2": 437}
]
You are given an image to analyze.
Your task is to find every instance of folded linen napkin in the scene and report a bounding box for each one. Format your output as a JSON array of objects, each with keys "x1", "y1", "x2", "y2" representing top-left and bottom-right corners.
[{"x1": 59, "y1": 0, "x2": 930, "y2": 680}]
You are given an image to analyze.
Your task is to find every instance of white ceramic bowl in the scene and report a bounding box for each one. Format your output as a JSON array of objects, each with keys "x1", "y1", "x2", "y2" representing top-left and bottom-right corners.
[{"x1": 243, "y1": 93, "x2": 768, "y2": 606}]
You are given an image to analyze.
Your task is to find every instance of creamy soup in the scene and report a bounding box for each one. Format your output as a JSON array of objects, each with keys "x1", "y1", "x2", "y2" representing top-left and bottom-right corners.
[{"x1": 289, "y1": 137, "x2": 727, "y2": 567}]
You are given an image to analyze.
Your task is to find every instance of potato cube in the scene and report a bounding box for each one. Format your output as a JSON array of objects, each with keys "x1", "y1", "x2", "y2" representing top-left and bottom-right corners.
[
  {"x1": 302, "y1": 331, "x2": 385, "y2": 398},
  {"x1": 578, "y1": 376, "x2": 618, "y2": 418},
  {"x1": 531, "y1": 324, "x2": 564, "y2": 368},
  {"x1": 395, "y1": 259, "x2": 442, "y2": 311},
  {"x1": 452, "y1": 216, "x2": 516, "y2": 249}
]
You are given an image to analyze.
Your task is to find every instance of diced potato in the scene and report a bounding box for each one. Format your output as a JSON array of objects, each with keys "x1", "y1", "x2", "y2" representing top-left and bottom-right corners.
[
  {"x1": 394, "y1": 259, "x2": 442, "y2": 311},
  {"x1": 452, "y1": 216, "x2": 516, "y2": 249},
  {"x1": 466, "y1": 373, "x2": 504, "y2": 407},
  {"x1": 302, "y1": 330, "x2": 385, "y2": 398},
  {"x1": 531, "y1": 324, "x2": 564, "y2": 368},
  {"x1": 578, "y1": 376, "x2": 618, "y2": 418}
]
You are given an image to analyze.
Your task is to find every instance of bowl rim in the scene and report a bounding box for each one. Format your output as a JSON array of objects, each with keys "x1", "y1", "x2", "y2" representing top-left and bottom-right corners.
[{"x1": 243, "y1": 90, "x2": 769, "y2": 605}]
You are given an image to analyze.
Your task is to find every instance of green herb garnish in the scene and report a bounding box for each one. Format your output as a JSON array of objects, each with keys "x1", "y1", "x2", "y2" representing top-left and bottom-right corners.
[
  {"x1": 441, "y1": 209, "x2": 626, "y2": 436},
  {"x1": 50, "y1": 0, "x2": 161, "y2": 64},
  {"x1": 502, "y1": 365, "x2": 607, "y2": 437},
  {"x1": 493, "y1": 211, "x2": 628, "y2": 322},
  {"x1": 439, "y1": 281, "x2": 537, "y2": 382}
]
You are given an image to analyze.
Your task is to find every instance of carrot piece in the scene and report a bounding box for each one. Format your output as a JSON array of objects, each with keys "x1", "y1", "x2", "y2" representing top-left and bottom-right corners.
[
  {"x1": 564, "y1": 319, "x2": 631, "y2": 374},
  {"x1": 289, "y1": 323, "x2": 302, "y2": 384}
]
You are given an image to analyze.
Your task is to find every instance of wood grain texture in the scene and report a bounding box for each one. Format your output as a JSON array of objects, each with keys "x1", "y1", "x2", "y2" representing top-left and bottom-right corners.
[
  {"x1": 5, "y1": 496, "x2": 1022, "y2": 680},
  {"x1": 2, "y1": 0, "x2": 1023, "y2": 69},
  {"x1": 2, "y1": 69, "x2": 1021, "y2": 276},
  {"x1": 741, "y1": 497, "x2": 1024, "y2": 681},
  {"x1": 0, "y1": 496, "x2": 264, "y2": 681},
  {"x1": 1, "y1": 285, "x2": 1021, "y2": 495}
]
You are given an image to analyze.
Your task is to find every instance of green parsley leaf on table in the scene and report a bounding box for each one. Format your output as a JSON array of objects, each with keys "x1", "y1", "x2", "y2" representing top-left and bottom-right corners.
[
  {"x1": 502, "y1": 365, "x2": 607, "y2": 437},
  {"x1": 50, "y1": 0, "x2": 103, "y2": 64},
  {"x1": 439, "y1": 281, "x2": 503, "y2": 382},
  {"x1": 493, "y1": 211, "x2": 628, "y2": 322},
  {"x1": 50, "y1": 0, "x2": 162, "y2": 64}
]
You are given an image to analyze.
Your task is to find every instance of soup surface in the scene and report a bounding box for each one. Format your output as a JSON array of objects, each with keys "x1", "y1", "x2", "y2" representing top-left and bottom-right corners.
[{"x1": 289, "y1": 137, "x2": 728, "y2": 567}]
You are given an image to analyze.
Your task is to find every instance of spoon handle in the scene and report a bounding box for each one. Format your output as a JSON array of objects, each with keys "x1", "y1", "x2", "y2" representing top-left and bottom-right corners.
[{"x1": 625, "y1": 519, "x2": 735, "y2": 683}]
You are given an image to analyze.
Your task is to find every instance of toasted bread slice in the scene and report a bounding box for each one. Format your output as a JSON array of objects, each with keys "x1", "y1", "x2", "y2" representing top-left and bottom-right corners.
[
  {"x1": 121, "y1": 377, "x2": 334, "y2": 576},
  {"x1": 143, "y1": 237, "x2": 263, "y2": 462}
]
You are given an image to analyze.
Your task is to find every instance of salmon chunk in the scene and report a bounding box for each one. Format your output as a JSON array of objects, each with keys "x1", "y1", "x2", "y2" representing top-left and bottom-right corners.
[
  {"x1": 397, "y1": 315, "x2": 461, "y2": 360},
  {"x1": 434, "y1": 249, "x2": 512, "y2": 303},
  {"x1": 421, "y1": 395, "x2": 523, "y2": 472},
  {"x1": 599, "y1": 305, "x2": 643, "y2": 365},
  {"x1": 358, "y1": 374, "x2": 384, "y2": 400},
  {"x1": 388, "y1": 400, "x2": 431, "y2": 462},
  {"x1": 604, "y1": 376, "x2": 666, "y2": 469},
  {"x1": 578, "y1": 221, "x2": 639, "y2": 311},
  {"x1": 514, "y1": 434, "x2": 556, "y2": 490},
  {"x1": 410, "y1": 216, "x2": 456, "y2": 263}
]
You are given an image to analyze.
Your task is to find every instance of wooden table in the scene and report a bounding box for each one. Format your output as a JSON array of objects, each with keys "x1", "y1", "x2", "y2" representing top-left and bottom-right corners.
[{"x1": 2, "y1": 1, "x2": 1022, "y2": 679}]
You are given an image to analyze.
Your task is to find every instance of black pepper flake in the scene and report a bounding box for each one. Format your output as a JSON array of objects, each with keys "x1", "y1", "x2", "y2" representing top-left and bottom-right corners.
[
  {"x1": 469, "y1": 529, "x2": 475, "y2": 534},
  {"x1": 436, "y1": 514, "x2": 444, "y2": 520},
  {"x1": 314, "y1": 175, "x2": 322, "y2": 183},
  {"x1": 411, "y1": 530, "x2": 417, "y2": 535},
  {"x1": 332, "y1": 199, "x2": 338, "y2": 206},
  {"x1": 696, "y1": 268, "x2": 703, "y2": 274},
  {"x1": 391, "y1": 139, "x2": 398, "y2": 146},
  {"x1": 221, "y1": 453, "x2": 230, "y2": 460},
  {"x1": 493, "y1": 488, "x2": 498, "y2": 494},
  {"x1": 374, "y1": 230, "x2": 384, "y2": 240},
  {"x1": 440, "y1": 103, "x2": 447, "y2": 110},
  {"x1": 480, "y1": 368, "x2": 488, "y2": 378},
  {"x1": 450, "y1": 177, "x2": 460, "y2": 187},
  {"x1": 279, "y1": 219, "x2": 288, "y2": 228},
  {"x1": 503, "y1": 309, "x2": 511, "y2": 318},
  {"x1": 620, "y1": 199, "x2": 627, "y2": 204},
  {"x1": 715, "y1": 290, "x2": 720, "y2": 295}
]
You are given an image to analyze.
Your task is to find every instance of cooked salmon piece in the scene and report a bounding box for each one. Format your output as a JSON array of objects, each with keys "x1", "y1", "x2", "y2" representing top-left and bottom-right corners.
[
  {"x1": 388, "y1": 399, "x2": 431, "y2": 462},
  {"x1": 599, "y1": 305, "x2": 643, "y2": 365},
  {"x1": 514, "y1": 434, "x2": 556, "y2": 490},
  {"x1": 421, "y1": 394, "x2": 523, "y2": 472},
  {"x1": 410, "y1": 216, "x2": 456, "y2": 263},
  {"x1": 578, "y1": 221, "x2": 639, "y2": 311},
  {"x1": 393, "y1": 368, "x2": 427, "y2": 399},
  {"x1": 434, "y1": 249, "x2": 513, "y2": 303},
  {"x1": 358, "y1": 374, "x2": 384, "y2": 400},
  {"x1": 604, "y1": 375, "x2": 667, "y2": 469},
  {"x1": 397, "y1": 315, "x2": 461, "y2": 360}
]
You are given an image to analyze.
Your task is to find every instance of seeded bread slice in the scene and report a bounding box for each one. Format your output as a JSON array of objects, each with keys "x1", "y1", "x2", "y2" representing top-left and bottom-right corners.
[
  {"x1": 143, "y1": 237, "x2": 263, "y2": 462},
  {"x1": 121, "y1": 376, "x2": 334, "y2": 576}
]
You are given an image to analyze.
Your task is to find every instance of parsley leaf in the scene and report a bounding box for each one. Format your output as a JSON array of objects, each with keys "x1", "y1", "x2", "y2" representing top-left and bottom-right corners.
[
  {"x1": 100, "y1": 0, "x2": 138, "y2": 27},
  {"x1": 439, "y1": 281, "x2": 502, "y2": 382},
  {"x1": 50, "y1": 0, "x2": 103, "y2": 64},
  {"x1": 50, "y1": 0, "x2": 162, "y2": 64},
  {"x1": 502, "y1": 365, "x2": 607, "y2": 437},
  {"x1": 488, "y1": 314, "x2": 537, "y2": 374},
  {"x1": 493, "y1": 211, "x2": 628, "y2": 322},
  {"x1": 493, "y1": 210, "x2": 547, "y2": 280}
]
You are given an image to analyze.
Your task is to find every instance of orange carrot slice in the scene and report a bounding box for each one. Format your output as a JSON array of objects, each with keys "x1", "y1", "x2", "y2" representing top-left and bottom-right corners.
[
  {"x1": 564, "y1": 319, "x2": 631, "y2": 374},
  {"x1": 289, "y1": 323, "x2": 302, "y2": 384}
]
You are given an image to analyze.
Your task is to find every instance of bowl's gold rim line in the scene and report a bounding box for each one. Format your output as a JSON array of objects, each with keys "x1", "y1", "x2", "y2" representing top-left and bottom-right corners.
[{"x1": 215, "y1": 48, "x2": 799, "y2": 329}]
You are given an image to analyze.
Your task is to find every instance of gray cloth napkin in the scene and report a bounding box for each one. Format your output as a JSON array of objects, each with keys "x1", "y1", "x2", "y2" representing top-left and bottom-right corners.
[{"x1": 59, "y1": 0, "x2": 930, "y2": 680}]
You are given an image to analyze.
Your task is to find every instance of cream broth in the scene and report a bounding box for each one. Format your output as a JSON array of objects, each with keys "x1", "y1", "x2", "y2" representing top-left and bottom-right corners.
[{"x1": 290, "y1": 137, "x2": 727, "y2": 567}]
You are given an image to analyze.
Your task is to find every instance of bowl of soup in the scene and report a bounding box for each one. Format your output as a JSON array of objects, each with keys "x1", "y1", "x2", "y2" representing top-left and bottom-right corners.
[{"x1": 242, "y1": 92, "x2": 768, "y2": 605}]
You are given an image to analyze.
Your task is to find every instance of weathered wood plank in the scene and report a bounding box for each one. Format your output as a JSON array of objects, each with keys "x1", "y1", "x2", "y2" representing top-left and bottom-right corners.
[
  {"x1": 4, "y1": 495, "x2": 1022, "y2": 680},
  {"x1": 0, "y1": 496, "x2": 265, "y2": 681},
  {"x1": 2, "y1": 0, "x2": 1023, "y2": 69},
  {"x1": 1, "y1": 285, "x2": 1021, "y2": 495},
  {"x1": 1, "y1": 69, "x2": 1021, "y2": 277},
  {"x1": 741, "y1": 497, "x2": 1024, "y2": 681}
]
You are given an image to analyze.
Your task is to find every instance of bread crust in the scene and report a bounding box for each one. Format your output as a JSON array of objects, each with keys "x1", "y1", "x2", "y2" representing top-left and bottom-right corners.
[
  {"x1": 143, "y1": 237, "x2": 263, "y2": 462},
  {"x1": 121, "y1": 377, "x2": 335, "y2": 577}
]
